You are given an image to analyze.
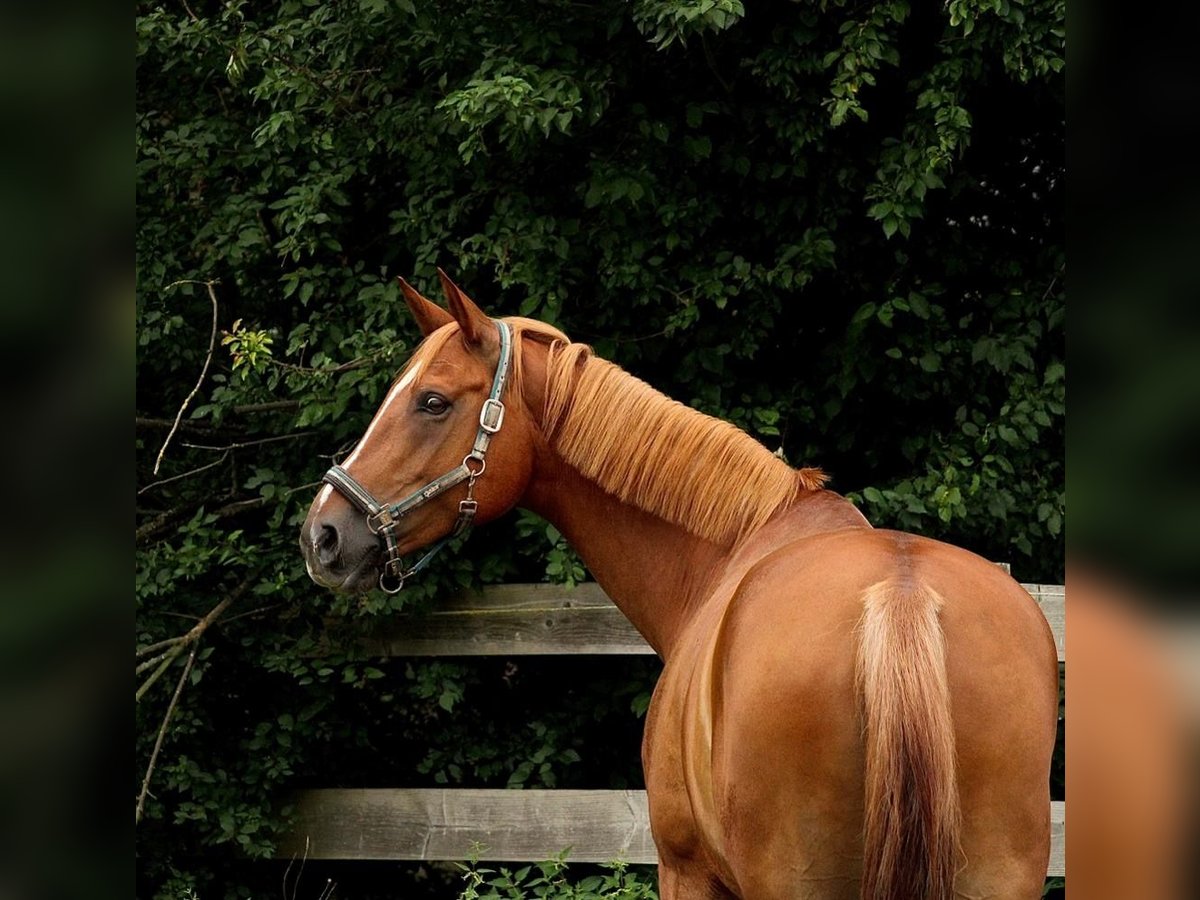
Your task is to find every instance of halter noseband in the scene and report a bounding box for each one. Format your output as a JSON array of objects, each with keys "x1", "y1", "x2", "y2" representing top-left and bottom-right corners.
[{"x1": 321, "y1": 320, "x2": 514, "y2": 594}]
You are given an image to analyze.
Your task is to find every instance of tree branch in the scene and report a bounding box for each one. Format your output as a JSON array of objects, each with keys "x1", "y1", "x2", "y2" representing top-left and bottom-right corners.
[
  {"x1": 701, "y1": 34, "x2": 735, "y2": 95},
  {"x1": 1041, "y1": 262, "x2": 1066, "y2": 304},
  {"x1": 135, "y1": 634, "x2": 187, "y2": 659},
  {"x1": 179, "y1": 431, "x2": 315, "y2": 453},
  {"x1": 136, "y1": 480, "x2": 319, "y2": 545},
  {"x1": 135, "y1": 579, "x2": 251, "y2": 703},
  {"x1": 135, "y1": 643, "x2": 198, "y2": 824},
  {"x1": 153, "y1": 281, "x2": 220, "y2": 475},
  {"x1": 136, "y1": 416, "x2": 223, "y2": 434},
  {"x1": 134, "y1": 495, "x2": 232, "y2": 546},
  {"x1": 136, "y1": 647, "x2": 178, "y2": 676},
  {"x1": 231, "y1": 400, "x2": 301, "y2": 415},
  {"x1": 138, "y1": 450, "x2": 230, "y2": 496}
]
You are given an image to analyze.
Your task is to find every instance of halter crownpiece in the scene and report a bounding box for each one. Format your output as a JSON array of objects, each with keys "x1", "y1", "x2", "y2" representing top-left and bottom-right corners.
[{"x1": 321, "y1": 320, "x2": 514, "y2": 593}]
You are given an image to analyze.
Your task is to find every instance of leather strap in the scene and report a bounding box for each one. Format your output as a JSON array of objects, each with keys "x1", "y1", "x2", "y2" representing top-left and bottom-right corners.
[{"x1": 321, "y1": 320, "x2": 513, "y2": 593}]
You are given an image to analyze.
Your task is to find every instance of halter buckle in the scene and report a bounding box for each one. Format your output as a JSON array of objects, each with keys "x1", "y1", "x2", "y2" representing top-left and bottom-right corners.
[
  {"x1": 367, "y1": 507, "x2": 396, "y2": 534},
  {"x1": 479, "y1": 398, "x2": 505, "y2": 434},
  {"x1": 321, "y1": 321, "x2": 512, "y2": 595}
]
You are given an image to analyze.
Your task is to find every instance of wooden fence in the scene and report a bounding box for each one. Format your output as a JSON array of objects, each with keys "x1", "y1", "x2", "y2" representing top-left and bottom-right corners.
[{"x1": 279, "y1": 581, "x2": 1065, "y2": 878}]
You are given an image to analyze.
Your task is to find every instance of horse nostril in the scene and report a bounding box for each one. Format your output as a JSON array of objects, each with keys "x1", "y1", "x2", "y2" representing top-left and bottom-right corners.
[{"x1": 315, "y1": 523, "x2": 340, "y2": 566}]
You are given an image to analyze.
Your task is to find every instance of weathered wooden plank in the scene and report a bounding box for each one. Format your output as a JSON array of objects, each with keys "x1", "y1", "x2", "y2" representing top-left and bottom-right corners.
[
  {"x1": 362, "y1": 583, "x2": 643, "y2": 656},
  {"x1": 1049, "y1": 798, "x2": 1065, "y2": 878},
  {"x1": 366, "y1": 582, "x2": 1064, "y2": 661},
  {"x1": 279, "y1": 789, "x2": 656, "y2": 864},
  {"x1": 1030, "y1": 583, "x2": 1065, "y2": 661},
  {"x1": 279, "y1": 789, "x2": 1065, "y2": 876}
]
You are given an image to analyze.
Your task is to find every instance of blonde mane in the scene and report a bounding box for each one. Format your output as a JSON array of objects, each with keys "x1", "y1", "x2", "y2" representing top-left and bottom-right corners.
[{"x1": 505, "y1": 319, "x2": 827, "y2": 546}]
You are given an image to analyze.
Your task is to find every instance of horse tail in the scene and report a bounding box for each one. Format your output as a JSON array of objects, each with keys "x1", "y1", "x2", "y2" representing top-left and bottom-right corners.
[{"x1": 857, "y1": 578, "x2": 961, "y2": 900}]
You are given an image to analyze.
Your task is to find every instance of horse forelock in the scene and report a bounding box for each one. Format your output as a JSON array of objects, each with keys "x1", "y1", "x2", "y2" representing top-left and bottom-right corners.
[{"x1": 507, "y1": 326, "x2": 827, "y2": 546}]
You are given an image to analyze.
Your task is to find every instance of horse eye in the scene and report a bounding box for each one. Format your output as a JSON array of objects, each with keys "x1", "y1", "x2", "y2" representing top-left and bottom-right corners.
[{"x1": 418, "y1": 393, "x2": 450, "y2": 416}]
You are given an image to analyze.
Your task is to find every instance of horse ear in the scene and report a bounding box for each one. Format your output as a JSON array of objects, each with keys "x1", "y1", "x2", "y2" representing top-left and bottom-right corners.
[
  {"x1": 398, "y1": 277, "x2": 454, "y2": 336},
  {"x1": 437, "y1": 268, "x2": 492, "y2": 346}
]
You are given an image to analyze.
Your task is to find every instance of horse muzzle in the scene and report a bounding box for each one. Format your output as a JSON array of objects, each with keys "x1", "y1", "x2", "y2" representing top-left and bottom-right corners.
[{"x1": 300, "y1": 510, "x2": 382, "y2": 593}]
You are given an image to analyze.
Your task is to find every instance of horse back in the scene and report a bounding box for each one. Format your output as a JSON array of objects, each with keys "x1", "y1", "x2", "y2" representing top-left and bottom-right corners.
[{"x1": 647, "y1": 527, "x2": 1058, "y2": 898}]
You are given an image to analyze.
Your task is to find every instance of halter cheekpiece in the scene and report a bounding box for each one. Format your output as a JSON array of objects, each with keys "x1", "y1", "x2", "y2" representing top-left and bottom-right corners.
[{"x1": 321, "y1": 320, "x2": 514, "y2": 593}]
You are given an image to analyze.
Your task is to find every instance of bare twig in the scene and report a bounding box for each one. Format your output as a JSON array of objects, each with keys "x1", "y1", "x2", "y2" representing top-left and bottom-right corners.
[
  {"x1": 157, "y1": 611, "x2": 204, "y2": 622},
  {"x1": 267, "y1": 356, "x2": 371, "y2": 375},
  {"x1": 282, "y1": 850, "x2": 297, "y2": 900},
  {"x1": 180, "y1": 431, "x2": 315, "y2": 452},
  {"x1": 138, "y1": 450, "x2": 230, "y2": 495},
  {"x1": 179, "y1": 0, "x2": 200, "y2": 22},
  {"x1": 135, "y1": 416, "x2": 222, "y2": 434},
  {"x1": 154, "y1": 281, "x2": 220, "y2": 475},
  {"x1": 136, "y1": 643, "x2": 198, "y2": 824},
  {"x1": 135, "y1": 634, "x2": 187, "y2": 659},
  {"x1": 136, "y1": 497, "x2": 256, "y2": 547},
  {"x1": 206, "y1": 480, "x2": 319, "y2": 518},
  {"x1": 231, "y1": 400, "x2": 301, "y2": 415},
  {"x1": 136, "y1": 648, "x2": 177, "y2": 676},
  {"x1": 210, "y1": 496, "x2": 269, "y2": 518},
  {"x1": 264, "y1": 336, "x2": 404, "y2": 376},
  {"x1": 135, "y1": 504, "x2": 197, "y2": 545},
  {"x1": 700, "y1": 34, "x2": 735, "y2": 95},
  {"x1": 137, "y1": 479, "x2": 320, "y2": 545},
  {"x1": 283, "y1": 835, "x2": 311, "y2": 900},
  {"x1": 322, "y1": 440, "x2": 358, "y2": 464},
  {"x1": 135, "y1": 645, "x2": 186, "y2": 704},
  {"x1": 610, "y1": 328, "x2": 671, "y2": 345},
  {"x1": 135, "y1": 493, "x2": 236, "y2": 545},
  {"x1": 1041, "y1": 262, "x2": 1066, "y2": 304},
  {"x1": 135, "y1": 579, "x2": 251, "y2": 702},
  {"x1": 219, "y1": 603, "x2": 284, "y2": 626}
]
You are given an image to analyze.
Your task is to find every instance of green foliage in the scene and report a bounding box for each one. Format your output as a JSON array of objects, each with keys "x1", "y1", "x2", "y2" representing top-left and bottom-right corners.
[
  {"x1": 136, "y1": 0, "x2": 1063, "y2": 896},
  {"x1": 459, "y1": 855, "x2": 657, "y2": 900},
  {"x1": 632, "y1": 0, "x2": 746, "y2": 49}
]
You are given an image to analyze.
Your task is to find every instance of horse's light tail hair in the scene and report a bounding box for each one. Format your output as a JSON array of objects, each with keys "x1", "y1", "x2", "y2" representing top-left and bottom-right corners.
[{"x1": 857, "y1": 578, "x2": 961, "y2": 900}]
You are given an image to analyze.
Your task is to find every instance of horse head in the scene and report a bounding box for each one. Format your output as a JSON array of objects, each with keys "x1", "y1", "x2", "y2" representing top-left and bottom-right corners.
[{"x1": 300, "y1": 271, "x2": 538, "y2": 593}]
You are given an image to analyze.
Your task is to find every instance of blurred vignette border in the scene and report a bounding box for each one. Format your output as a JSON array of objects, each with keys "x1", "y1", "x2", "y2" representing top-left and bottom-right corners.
[
  {"x1": 1071, "y1": 0, "x2": 1200, "y2": 897},
  {"x1": 0, "y1": 2, "x2": 128, "y2": 899},
  {"x1": 0, "y1": 0, "x2": 1190, "y2": 897}
]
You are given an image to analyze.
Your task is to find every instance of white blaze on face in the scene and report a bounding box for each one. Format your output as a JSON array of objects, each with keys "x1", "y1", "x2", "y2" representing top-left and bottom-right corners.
[
  {"x1": 307, "y1": 483, "x2": 337, "y2": 549},
  {"x1": 341, "y1": 355, "x2": 425, "y2": 469},
  {"x1": 309, "y1": 348, "x2": 430, "y2": 535}
]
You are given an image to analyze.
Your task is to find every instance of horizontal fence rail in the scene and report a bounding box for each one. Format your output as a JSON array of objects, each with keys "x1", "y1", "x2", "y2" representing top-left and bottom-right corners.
[
  {"x1": 279, "y1": 789, "x2": 1066, "y2": 877},
  {"x1": 362, "y1": 582, "x2": 1065, "y2": 662},
  {"x1": 285, "y1": 581, "x2": 1065, "y2": 877}
]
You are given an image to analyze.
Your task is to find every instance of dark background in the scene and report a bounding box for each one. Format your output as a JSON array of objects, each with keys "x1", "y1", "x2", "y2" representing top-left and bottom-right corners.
[{"x1": 5, "y1": 1, "x2": 1195, "y2": 898}]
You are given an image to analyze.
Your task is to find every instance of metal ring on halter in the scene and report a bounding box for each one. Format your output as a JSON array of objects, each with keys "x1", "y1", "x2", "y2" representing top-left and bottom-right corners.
[
  {"x1": 379, "y1": 571, "x2": 404, "y2": 593},
  {"x1": 320, "y1": 321, "x2": 512, "y2": 593},
  {"x1": 463, "y1": 453, "x2": 486, "y2": 478}
]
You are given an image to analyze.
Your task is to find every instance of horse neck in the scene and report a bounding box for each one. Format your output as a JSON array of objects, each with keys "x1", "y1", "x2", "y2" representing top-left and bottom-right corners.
[
  {"x1": 509, "y1": 330, "x2": 868, "y2": 657},
  {"x1": 520, "y1": 451, "x2": 727, "y2": 657}
]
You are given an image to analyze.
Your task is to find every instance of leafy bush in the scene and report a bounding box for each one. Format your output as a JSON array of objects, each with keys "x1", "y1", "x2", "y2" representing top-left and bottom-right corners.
[{"x1": 459, "y1": 855, "x2": 657, "y2": 900}]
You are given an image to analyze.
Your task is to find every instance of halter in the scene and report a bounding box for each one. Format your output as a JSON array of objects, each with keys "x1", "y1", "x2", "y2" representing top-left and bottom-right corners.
[{"x1": 321, "y1": 320, "x2": 513, "y2": 594}]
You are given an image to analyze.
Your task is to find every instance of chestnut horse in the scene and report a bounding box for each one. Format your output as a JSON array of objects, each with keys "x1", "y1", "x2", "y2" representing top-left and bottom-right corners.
[{"x1": 301, "y1": 272, "x2": 1059, "y2": 900}]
